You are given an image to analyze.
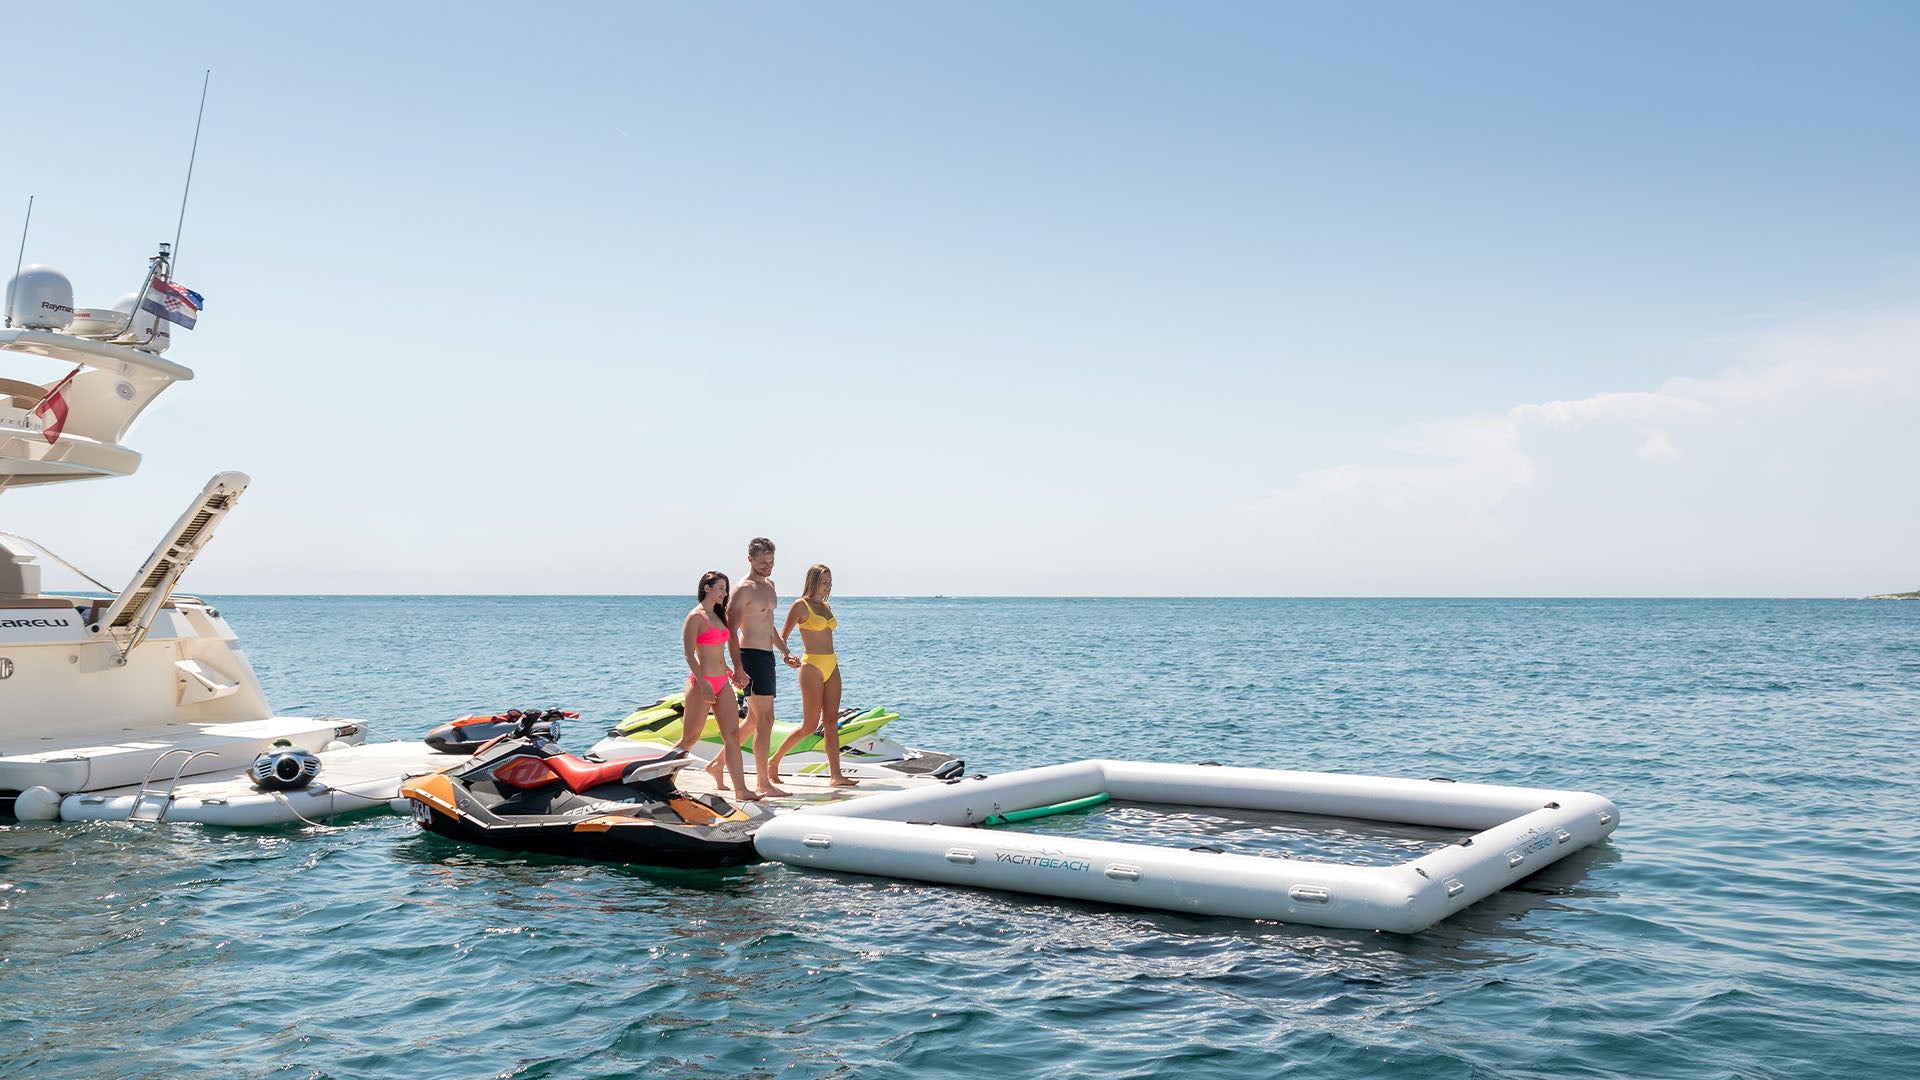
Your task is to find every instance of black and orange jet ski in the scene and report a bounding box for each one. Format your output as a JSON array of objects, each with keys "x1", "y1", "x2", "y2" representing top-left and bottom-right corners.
[
  {"x1": 400, "y1": 712, "x2": 770, "y2": 867},
  {"x1": 425, "y1": 708, "x2": 581, "y2": 754}
]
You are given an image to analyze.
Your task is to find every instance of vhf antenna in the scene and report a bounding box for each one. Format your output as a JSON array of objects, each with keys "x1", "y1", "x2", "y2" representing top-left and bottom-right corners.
[
  {"x1": 169, "y1": 70, "x2": 211, "y2": 282},
  {"x1": 5, "y1": 194, "x2": 31, "y2": 329},
  {"x1": 112, "y1": 73, "x2": 209, "y2": 347}
]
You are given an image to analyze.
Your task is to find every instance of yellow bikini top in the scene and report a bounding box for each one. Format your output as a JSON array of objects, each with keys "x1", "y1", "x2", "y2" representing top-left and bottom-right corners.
[{"x1": 798, "y1": 598, "x2": 837, "y2": 631}]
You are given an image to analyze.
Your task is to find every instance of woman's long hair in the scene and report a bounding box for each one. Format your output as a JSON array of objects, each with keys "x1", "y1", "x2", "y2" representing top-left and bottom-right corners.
[
  {"x1": 802, "y1": 564, "x2": 831, "y2": 603},
  {"x1": 697, "y1": 570, "x2": 730, "y2": 625}
]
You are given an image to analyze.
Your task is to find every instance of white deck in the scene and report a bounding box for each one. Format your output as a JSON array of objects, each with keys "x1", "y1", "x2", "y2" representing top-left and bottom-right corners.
[
  {"x1": 668, "y1": 757, "x2": 946, "y2": 811},
  {"x1": 51, "y1": 740, "x2": 939, "y2": 827},
  {"x1": 59, "y1": 740, "x2": 454, "y2": 826},
  {"x1": 0, "y1": 715, "x2": 365, "y2": 794}
]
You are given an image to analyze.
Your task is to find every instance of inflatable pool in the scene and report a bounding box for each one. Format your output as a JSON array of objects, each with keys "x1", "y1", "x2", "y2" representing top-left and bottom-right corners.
[{"x1": 752, "y1": 759, "x2": 1619, "y2": 933}]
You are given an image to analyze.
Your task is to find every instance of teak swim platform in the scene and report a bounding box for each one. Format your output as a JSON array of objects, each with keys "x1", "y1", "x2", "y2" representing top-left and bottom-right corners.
[{"x1": 754, "y1": 760, "x2": 1619, "y2": 933}]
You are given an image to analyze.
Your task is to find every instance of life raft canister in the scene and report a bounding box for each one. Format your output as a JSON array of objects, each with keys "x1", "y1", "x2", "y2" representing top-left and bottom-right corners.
[{"x1": 251, "y1": 739, "x2": 322, "y2": 791}]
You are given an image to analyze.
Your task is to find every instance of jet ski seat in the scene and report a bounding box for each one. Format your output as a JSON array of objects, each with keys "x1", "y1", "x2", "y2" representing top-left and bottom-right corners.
[
  {"x1": 526, "y1": 749, "x2": 688, "y2": 794},
  {"x1": 542, "y1": 754, "x2": 642, "y2": 793}
]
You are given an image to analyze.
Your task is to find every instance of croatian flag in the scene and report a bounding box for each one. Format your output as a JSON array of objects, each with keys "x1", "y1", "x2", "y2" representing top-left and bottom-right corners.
[
  {"x1": 31, "y1": 365, "x2": 81, "y2": 444},
  {"x1": 140, "y1": 276, "x2": 204, "y2": 329}
]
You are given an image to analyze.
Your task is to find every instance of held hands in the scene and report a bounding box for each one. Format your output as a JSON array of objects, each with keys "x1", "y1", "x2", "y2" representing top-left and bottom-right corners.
[
  {"x1": 732, "y1": 671, "x2": 750, "y2": 690},
  {"x1": 782, "y1": 652, "x2": 801, "y2": 669}
]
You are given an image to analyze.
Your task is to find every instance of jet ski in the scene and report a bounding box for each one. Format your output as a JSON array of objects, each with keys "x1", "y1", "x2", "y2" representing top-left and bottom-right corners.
[
  {"x1": 400, "y1": 711, "x2": 770, "y2": 867},
  {"x1": 425, "y1": 708, "x2": 580, "y2": 754},
  {"x1": 585, "y1": 690, "x2": 965, "y2": 783}
]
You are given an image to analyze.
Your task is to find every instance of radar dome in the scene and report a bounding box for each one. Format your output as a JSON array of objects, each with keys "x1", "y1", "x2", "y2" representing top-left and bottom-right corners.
[{"x1": 6, "y1": 265, "x2": 75, "y2": 330}]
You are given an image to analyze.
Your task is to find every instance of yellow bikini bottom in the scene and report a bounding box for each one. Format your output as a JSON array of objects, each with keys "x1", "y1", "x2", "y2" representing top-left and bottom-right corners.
[{"x1": 801, "y1": 652, "x2": 838, "y2": 682}]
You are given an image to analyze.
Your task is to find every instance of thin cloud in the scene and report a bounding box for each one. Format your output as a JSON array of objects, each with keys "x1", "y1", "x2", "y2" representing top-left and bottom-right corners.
[
  {"x1": 1236, "y1": 309, "x2": 1920, "y2": 522},
  {"x1": 1233, "y1": 415, "x2": 1532, "y2": 525},
  {"x1": 1635, "y1": 431, "x2": 1680, "y2": 460},
  {"x1": 1509, "y1": 391, "x2": 1707, "y2": 428}
]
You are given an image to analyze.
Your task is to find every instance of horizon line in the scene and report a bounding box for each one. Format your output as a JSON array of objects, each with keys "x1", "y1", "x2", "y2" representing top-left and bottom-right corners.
[{"x1": 157, "y1": 592, "x2": 1909, "y2": 601}]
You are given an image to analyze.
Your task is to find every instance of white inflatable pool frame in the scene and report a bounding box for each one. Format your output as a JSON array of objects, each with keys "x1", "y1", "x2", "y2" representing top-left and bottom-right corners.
[{"x1": 753, "y1": 760, "x2": 1619, "y2": 933}]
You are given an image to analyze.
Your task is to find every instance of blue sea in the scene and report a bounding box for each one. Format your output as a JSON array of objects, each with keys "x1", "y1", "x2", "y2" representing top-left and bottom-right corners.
[{"x1": 3, "y1": 597, "x2": 1917, "y2": 1079}]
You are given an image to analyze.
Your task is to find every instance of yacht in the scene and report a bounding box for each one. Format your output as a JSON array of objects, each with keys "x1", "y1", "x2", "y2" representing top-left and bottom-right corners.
[{"x1": 2, "y1": 247, "x2": 443, "y2": 824}]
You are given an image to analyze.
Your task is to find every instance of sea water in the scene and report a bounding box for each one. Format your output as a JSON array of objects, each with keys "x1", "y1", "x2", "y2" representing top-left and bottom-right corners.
[{"x1": 2, "y1": 597, "x2": 1916, "y2": 1079}]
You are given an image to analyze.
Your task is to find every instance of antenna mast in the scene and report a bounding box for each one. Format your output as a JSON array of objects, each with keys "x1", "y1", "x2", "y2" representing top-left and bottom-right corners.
[
  {"x1": 5, "y1": 194, "x2": 31, "y2": 329},
  {"x1": 169, "y1": 70, "x2": 211, "y2": 281}
]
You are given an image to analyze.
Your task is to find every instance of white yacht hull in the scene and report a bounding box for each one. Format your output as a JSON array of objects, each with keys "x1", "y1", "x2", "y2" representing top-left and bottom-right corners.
[
  {"x1": 5, "y1": 269, "x2": 419, "y2": 831},
  {"x1": 0, "y1": 593, "x2": 357, "y2": 801}
]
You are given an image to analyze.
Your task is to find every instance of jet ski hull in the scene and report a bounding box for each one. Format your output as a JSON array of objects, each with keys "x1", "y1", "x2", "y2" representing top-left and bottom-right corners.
[
  {"x1": 405, "y1": 774, "x2": 762, "y2": 867},
  {"x1": 400, "y1": 730, "x2": 769, "y2": 868}
]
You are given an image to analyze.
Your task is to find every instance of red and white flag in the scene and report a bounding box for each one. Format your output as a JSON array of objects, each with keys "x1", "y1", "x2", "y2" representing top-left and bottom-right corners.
[{"x1": 31, "y1": 365, "x2": 81, "y2": 444}]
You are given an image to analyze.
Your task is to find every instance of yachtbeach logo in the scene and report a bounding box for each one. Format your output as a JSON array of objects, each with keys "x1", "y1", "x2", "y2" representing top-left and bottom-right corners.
[
  {"x1": 994, "y1": 847, "x2": 1093, "y2": 873},
  {"x1": 1515, "y1": 825, "x2": 1556, "y2": 857}
]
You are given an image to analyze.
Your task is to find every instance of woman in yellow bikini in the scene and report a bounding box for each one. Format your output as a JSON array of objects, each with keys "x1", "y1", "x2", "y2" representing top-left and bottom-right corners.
[
  {"x1": 768, "y1": 564, "x2": 856, "y2": 787},
  {"x1": 677, "y1": 571, "x2": 753, "y2": 801}
]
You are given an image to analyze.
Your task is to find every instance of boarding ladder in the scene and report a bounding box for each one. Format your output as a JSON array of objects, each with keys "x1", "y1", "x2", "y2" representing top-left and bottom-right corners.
[
  {"x1": 89, "y1": 471, "x2": 249, "y2": 660},
  {"x1": 126, "y1": 748, "x2": 218, "y2": 823}
]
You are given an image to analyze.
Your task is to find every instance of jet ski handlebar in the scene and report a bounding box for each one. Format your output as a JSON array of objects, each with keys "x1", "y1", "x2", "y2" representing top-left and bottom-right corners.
[{"x1": 501, "y1": 707, "x2": 580, "y2": 741}]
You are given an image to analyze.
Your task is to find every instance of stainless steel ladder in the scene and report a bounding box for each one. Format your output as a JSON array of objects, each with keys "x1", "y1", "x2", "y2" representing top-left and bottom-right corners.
[{"x1": 127, "y1": 748, "x2": 218, "y2": 823}]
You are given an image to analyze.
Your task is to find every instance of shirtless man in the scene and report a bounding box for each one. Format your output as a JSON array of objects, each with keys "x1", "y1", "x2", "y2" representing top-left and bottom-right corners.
[{"x1": 728, "y1": 536, "x2": 795, "y2": 797}]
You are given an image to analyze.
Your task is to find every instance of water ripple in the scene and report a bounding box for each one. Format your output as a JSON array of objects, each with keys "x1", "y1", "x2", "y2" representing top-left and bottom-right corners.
[{"x1": 2, "y1": 597, "x2": 1917, "y2": 1078}]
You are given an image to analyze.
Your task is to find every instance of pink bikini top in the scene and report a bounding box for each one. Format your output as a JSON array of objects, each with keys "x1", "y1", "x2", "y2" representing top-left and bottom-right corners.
[{"x1": 695, "y1": 619, "x2": 729, "y2": 647}]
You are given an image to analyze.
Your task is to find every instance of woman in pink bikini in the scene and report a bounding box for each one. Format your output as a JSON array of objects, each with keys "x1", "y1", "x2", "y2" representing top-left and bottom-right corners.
[{"x1": 678, "y1": 571, "x2": 752, "y2": 801}]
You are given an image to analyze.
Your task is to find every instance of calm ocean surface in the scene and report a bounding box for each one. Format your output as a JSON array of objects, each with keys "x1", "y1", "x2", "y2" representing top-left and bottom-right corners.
[{"x1": 3, "y1": 597, "x2": 1917, "y2": 1079}]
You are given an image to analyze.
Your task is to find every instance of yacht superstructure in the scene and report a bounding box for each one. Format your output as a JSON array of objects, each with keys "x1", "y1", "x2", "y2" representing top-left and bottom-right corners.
[{"x1": 2, "y1": 248, "x2": 429, "y2": 823}]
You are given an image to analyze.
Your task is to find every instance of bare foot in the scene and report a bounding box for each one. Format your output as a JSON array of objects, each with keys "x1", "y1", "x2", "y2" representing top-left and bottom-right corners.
[
  {"x1": 733, "y1": 790, "x2": 760, "y2": 802},
  {"x1": 828, "y1": 776, "x2": 859, "y2": 787},
  {"x1": 756, "y1": 784, "x2": 790, "y2": 798}
]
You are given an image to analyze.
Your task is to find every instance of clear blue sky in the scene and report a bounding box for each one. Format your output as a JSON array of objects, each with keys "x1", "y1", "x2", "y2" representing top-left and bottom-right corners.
[{"x1": 7, "y1": 3, "x2": 1917, "y2": 595}]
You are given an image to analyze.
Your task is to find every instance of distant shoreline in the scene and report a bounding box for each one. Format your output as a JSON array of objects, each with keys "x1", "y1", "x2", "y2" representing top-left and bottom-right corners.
[{"x1": 1861, "y1": 591, "x2": 1920, "y2": 600}]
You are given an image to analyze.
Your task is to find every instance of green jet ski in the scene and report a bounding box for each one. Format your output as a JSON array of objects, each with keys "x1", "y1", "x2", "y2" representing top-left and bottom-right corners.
[{"x1": 585, "y1": 690, "x2": 964, "y2": 783}]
